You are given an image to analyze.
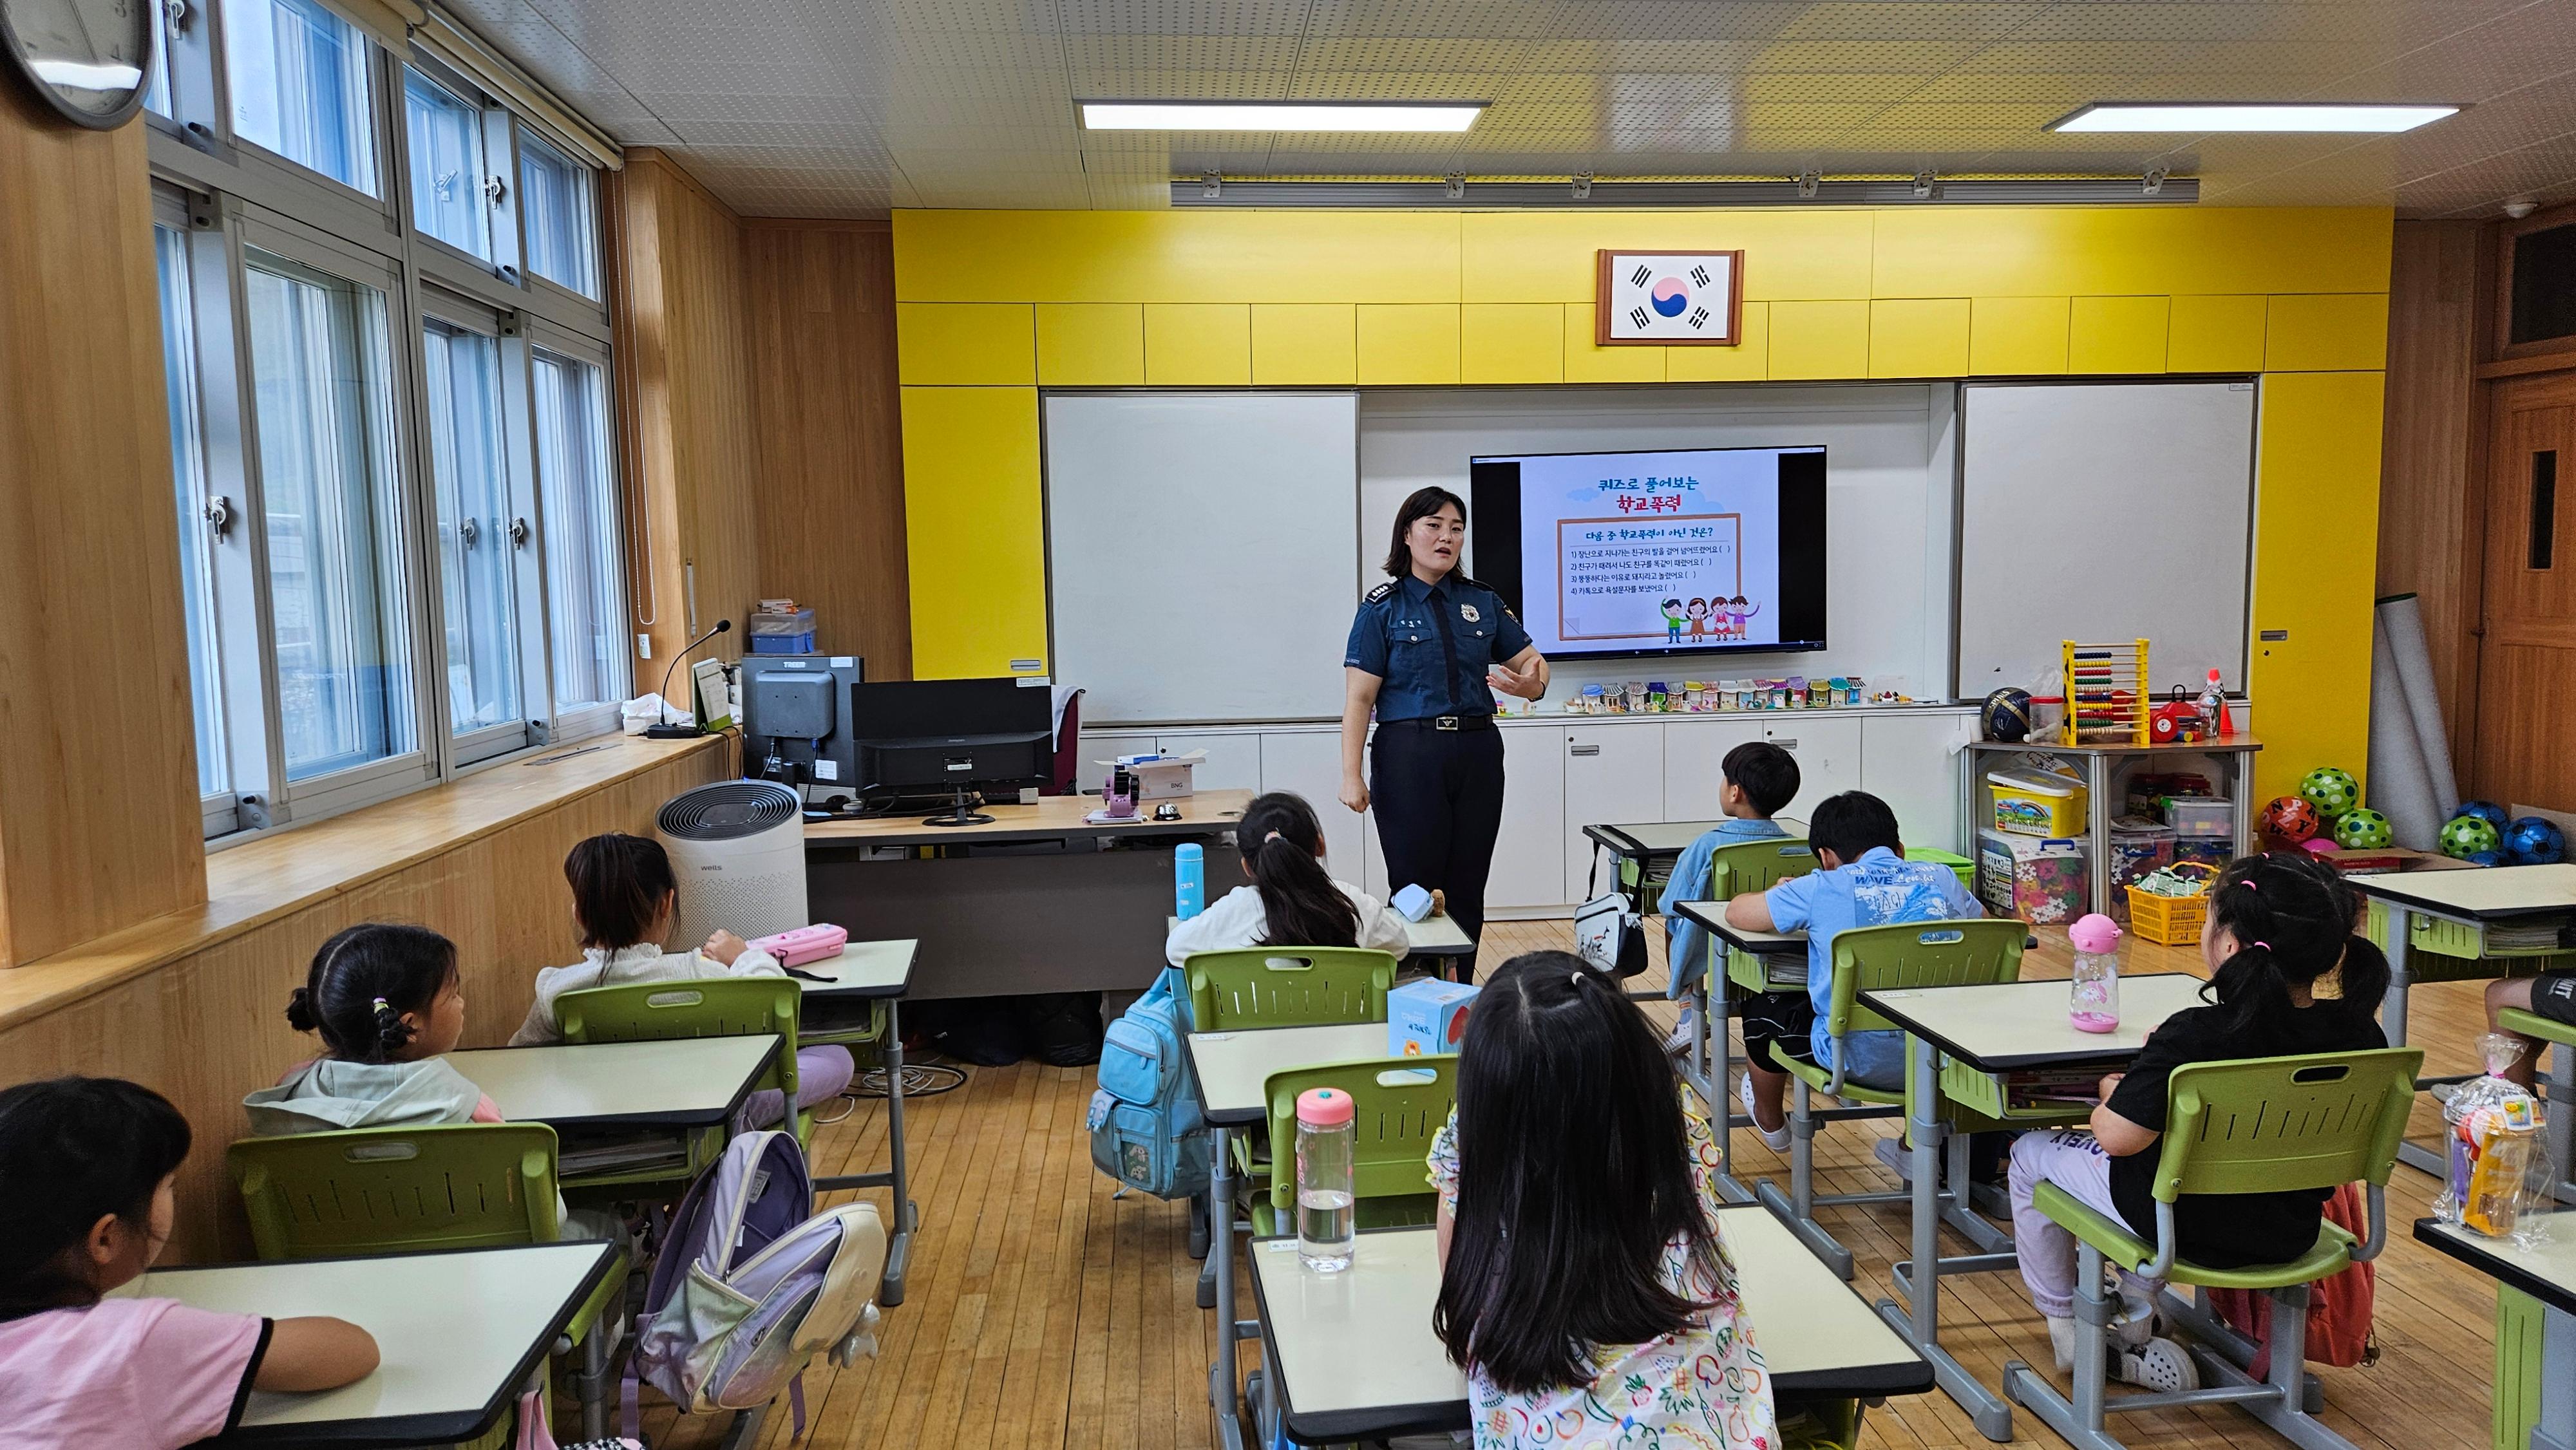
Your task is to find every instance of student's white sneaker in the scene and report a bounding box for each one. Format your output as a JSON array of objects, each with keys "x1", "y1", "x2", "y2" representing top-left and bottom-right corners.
[
  {"x1": 1739, "y1": 1072, "x2": 1793, "y2": 1152},
  {"x1": 1662, "y1": 1008, "x2": 1698, "y2": 1057}
]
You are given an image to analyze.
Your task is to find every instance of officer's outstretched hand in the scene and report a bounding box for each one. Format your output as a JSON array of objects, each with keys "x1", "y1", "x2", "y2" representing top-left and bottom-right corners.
[
  {"x1": 1487, "y1": 661, "x2": 1543, "y2": 700},
  {"x1": 1339, "y1": 777, "x2": 1370, "y2": 814}
]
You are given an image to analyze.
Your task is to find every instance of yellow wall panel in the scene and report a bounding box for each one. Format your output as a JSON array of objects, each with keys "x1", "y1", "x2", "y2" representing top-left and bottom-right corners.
[
  {"x1": 1460, "y1": 303, "x2": 1562, "y2": 383},
  {"x1": 1034, "y1": 303, "x2": 1143, "y2": 385},
  {"x1": 894, "y1": 302, "x2": 1035, "y2": 385},
  {"x1": 1665, "y1": 303, "x2": 1770, "y2": 382},
  {"x1": 1460, "y1": 212, "x2": 1874, "y2": 302},
  {"x1": 1871, "y1": 207, "x2": 2393, "y2": 300},
  {"x1": 896, "y1": 211, "x2": 1461, "y2": 304},
  {"x1": 2264, "y1": 294, "x2": 2390, "y2": 372},
  {"x1": 1251, "y1": 304, "x2": 1356, "y2": 384},
  {"x1": 2248, "y1": 372, "x2": 2385, "y2": 800},
  {"x1": 1357, "y1": 304, "x2": 1462, "y2": 385},
  {"x1": 900, "y1": 387, "x2": 1045, "y2": 678},
  {"x1": 1968, "y1": 296, "x2": 2070, "y2": 375},
  {"x1": 1564, "y1": 306, "x2": 1665, "y2": 382},
  {"x1": 1869, "y1": 297, "x2": 1971, "y2": 379},
  {"x1": 1144, "y1": 303, "x2": 1252, "y2": 384},
  {"x1": 1767, "y1": 300, "x2": 1871, "y2": 380},
  {"x1": 2167, "y1": 294, "x2": 2268, "y2": 373},
  {"x1": 2068, "y1": 296, "x2": 2169, "y2": 373}
]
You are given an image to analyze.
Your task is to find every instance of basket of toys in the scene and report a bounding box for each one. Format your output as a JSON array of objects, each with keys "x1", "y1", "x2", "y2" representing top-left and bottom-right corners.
[{"x1": 2125, "y1": 862, "x2": 2219, "y2": 946}]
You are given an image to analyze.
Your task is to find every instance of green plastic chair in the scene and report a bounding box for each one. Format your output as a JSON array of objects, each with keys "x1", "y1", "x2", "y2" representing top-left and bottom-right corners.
[
  {"x1": 227, "y1": 1122, "x2": 629, "y2": 1441},
  {"x1": 556, "y1": 975, "x2": 814, "y2": 1149},
  {"x1": 2500, "y1": 1004, "x2": 2576, "y2": 1052},
  {"x1": 1757, "y1": 918, "x2": 2029, "y2": 1279},
  {"x1": 2003, "y1": 1047, "x2": 2423, "y2": 1450},
  {"x1": 1248, "y1": 1055, "x2": 1457, "y2": 1236},
  {"x1": 1184, "y1": 946, "x2": 1398, "y2": 1032},
  {"x1": 1703, "y1": 838, "x2": 1819, "y2": 995}
]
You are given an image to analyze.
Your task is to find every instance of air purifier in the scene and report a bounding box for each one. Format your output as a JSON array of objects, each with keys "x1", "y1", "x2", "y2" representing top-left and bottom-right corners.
[{"x1": 656, "y1": 780, "x2": 809, "y2": 945}]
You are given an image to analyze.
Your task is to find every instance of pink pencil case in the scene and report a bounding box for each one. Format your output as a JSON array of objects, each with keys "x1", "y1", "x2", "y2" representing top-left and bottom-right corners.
[{"x1": 750, "y1": 923, "x2": 848, "y2": 968}]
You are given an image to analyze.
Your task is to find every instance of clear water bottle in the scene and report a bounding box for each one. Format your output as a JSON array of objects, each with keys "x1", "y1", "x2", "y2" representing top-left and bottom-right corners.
[
  {"x1": 2199, "y1": 668, "x2": 2228, "y2": 738},
  {"x1": 1175, "y1": 842, "x2": 1205, "y2": 920},
  {"x1": 2068, "y1": 912, "x2": 2122, "y2": 1033},
  {"x1": 1295, "y1": 1087, "x2": 1356, "y2": 1272}
]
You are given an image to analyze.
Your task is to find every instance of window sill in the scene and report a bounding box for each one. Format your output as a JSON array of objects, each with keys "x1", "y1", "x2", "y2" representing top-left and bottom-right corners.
[{"x1": 0, "y1": 732, "x2": 727, "y2": 1031}]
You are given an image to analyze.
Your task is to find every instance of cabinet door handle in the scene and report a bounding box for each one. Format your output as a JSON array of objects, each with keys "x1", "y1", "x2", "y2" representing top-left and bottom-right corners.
[
  {"x1": 1771, "y1": 738, "x2": 1797, "y2": 750},
  {"x1": 1569, "y1": 743, "x2": 1600, "y2": 757}
]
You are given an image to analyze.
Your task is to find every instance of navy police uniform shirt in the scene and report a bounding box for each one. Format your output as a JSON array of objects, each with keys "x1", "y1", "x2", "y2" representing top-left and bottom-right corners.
[{"x1": 1343, "y1": 573, "x2": 1533, "y2": 722}]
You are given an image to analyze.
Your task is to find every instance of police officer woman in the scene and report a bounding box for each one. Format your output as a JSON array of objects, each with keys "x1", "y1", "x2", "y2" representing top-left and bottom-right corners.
[{"x1": 1340, "y1": 486, "x2": 1549, "y2": 971}]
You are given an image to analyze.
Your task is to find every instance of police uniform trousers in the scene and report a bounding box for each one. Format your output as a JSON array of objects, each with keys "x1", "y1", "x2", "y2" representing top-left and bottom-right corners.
[{"x1": 1370, "y1": 715, "x2": 1505, "y2": 975}]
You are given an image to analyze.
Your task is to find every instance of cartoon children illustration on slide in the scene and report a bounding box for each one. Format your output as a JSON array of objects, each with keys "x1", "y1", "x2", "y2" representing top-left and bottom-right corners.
[
  {"x1": 1725, "y1": 596, "x2": 1760, "y2": 641},
  {"x1": 1685, "y1": 598, "x2": 1710, "y2": 642},
  {"x1": 1660, "y1": 598, "x2": 1685, "y2": 645}
]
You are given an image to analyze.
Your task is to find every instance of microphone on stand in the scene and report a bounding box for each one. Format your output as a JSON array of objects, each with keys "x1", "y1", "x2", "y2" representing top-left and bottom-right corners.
[{"x1": 644, "y1": 619, "x2": 732, "y2": 739}]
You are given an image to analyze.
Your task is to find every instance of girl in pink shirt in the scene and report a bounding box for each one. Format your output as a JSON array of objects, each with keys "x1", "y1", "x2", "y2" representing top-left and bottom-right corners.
[{"x1": 0, "y1": 1077, "x2": 378, "y2": 1450}]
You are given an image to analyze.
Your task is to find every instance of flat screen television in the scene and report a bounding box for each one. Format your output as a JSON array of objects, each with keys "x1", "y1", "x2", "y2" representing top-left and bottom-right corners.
[{"x1": 1468, "y1": 444, "x2": 1828, "y2": 664}]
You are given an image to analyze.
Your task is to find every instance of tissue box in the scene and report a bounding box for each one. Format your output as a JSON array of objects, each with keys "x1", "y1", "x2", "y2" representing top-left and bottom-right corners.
[{"x1": 1390, "y1": 978, "x2": 1479, "y2": 1057}]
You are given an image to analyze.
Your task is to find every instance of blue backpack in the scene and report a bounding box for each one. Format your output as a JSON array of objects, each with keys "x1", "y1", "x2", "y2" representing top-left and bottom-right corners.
[{"x1": 1088, "y1": 968, "x2": 1210, "y2": 1200}]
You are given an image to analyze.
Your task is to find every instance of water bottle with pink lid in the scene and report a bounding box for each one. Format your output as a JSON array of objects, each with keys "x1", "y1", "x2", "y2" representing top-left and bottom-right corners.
[
  {"x1": 1295, "y1": 1087, "x2": 1356, "y2": 1272},
  {"x1": 2068, "y1": 912, "x2": 2122, "y2": 1033}
]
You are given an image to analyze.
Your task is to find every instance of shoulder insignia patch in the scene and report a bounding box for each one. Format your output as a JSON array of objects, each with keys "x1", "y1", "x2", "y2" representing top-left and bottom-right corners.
[{"x1": 1363, "y1": 581, "x2": 1395, "y2": 603}]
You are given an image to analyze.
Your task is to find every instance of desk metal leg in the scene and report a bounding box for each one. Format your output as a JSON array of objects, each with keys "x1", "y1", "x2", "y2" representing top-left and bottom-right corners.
[
  {"x1": 2539, "y1": 1301, "x2": 2575, "y2": 1450},
  {"x1": 813, "y1": 1001, "x2": 915, "y2": 1308},
  {"x1": 2380, "y1": 907, "x2": 2454, "y2": 1182},
  {"x1": 1680, "y1": 941, "x2": 1753, "y2": 1205},
  {"x1": 1875, "y1": 1033, "x2": 2014, "y2": 1442},
  {"x1": 2552, "y1": 1041, "x2": 2576, "y2": 1207},
  {"x1": 1206, "y1": 1124, "x2": 1247, "y2": 1450}
]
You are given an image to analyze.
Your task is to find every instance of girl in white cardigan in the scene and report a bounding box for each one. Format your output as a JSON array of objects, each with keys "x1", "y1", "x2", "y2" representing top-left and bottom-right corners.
[
  {"x1": 1164, "y1": 791, "x2": 1409, "y2": 965},
  {"x1": 513, "y1": 833, "x2": 853, "y2": 1127}
]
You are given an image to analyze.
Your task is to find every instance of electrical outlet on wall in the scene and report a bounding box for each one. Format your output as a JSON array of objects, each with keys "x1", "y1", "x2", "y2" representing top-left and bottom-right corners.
[{"x1": 637, "y1": 634, "x2": 652, "y2": 659}]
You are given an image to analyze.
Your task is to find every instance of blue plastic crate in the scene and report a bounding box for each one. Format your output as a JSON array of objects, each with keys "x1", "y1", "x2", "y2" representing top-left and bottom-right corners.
[{"x1": 750, "y1": 632, "x2": 816, "y2": 654}]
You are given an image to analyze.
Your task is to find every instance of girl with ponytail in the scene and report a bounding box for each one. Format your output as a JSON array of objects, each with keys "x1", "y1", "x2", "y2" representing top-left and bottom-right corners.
[
  {"x1": 2005, "y1": 850, "x2": 2388, "y2": 1389},
  {"x1": 1164, "y1": 792, "x2": 1410, "y2": 964},
  {"x1": 243, "y1": 925, "x2": 500, "y2": 1136}
]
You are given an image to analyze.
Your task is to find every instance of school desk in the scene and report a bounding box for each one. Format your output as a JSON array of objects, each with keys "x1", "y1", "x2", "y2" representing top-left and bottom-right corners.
[
  {"x1": 1668, "y1": 898, "x2": 1805, "y2": 1203},
  {"x1": 1961, "y1": 735, "x2": 2264, "y2": 918},
  {"x1": 134, "y1": 1241, "x2": 617, "y2": 1446},
  {"x1": 1855, "y1": 973, "x2": 2212, "y2": 1441},
  {"x1": 804, "y1": 788, "x2": 1253, "y2": 999},
  {"x1": 1578, "y1": 816, "x2": 1809, "y2": 907},
  {"x1": 446, "y1": 1035, "x2": 779, "y2": 1131},
  {"x1": 797, "y1": 938, "x2": 918, "y2": 1307},
  {"x1": 1185, "y1": 1020, "x2": 1396, "y2": 1450},
  {"x1": 1244, "y1": 1205, "x2": 1933, "y2": 1446},
  {"x1": 1167, "y1": 912, "x2": 1476, "y2": 961},
  {"x1": 2414, "y1": 1213, "x2": 2576, "y2": 1450},
  {"x1": 2351, "y1": 863, "x2": 2576, "y2": 1191}
]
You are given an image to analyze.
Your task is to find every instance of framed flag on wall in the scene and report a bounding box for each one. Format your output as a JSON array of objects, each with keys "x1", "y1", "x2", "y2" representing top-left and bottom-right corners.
[{"x1": 1596, "y1": 250, "x2": 1744, "y2": 345}]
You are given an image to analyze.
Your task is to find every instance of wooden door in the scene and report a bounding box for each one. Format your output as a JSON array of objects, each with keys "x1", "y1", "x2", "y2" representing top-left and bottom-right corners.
[{"x1": 2473, "y1": 373, "x2": 2576, "y2": 811}]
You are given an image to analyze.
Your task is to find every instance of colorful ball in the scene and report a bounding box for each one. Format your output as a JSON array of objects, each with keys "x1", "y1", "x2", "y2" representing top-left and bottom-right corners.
[
  {"x1": 2439, "y1": 814, "x2": 2501, "y2": 860},
  {"x1": 1980, "y1": 687, "x2": 2033, "y2": 742},
  {"x1": 2259, "y1": 795, "x2": 2321, "y2": 845},
  {"x1": 2469, "y1": 850, "x2": 2507, "y2": 867},
  {"x1": 2333, "y1": 808, "x2": 2392, "y2": 850},
  {"x1": 2298, "y1": 767, "x2": 2360, "y2": 818},
  {"x1": 2504, "y1": 816, "x2": 2567, "y2": 865},
  {"x1": 2456, "y1": 799, "x2": 2509, "y2": 830},
  {"x1": 2300, "y1": 837, "x2": 2340, "y2": 855}
]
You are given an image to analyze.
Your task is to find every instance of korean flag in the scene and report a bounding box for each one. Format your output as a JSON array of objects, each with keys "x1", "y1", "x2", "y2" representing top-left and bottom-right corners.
[{"x1": 1602, "y1": 252, "x2": 1739, "y2": 344}]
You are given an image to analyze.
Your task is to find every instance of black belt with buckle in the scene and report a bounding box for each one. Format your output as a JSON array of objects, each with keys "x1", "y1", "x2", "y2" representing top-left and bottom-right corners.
[{"x1": 1394, "y1": 714, "x2": 1494, "y2": 732}]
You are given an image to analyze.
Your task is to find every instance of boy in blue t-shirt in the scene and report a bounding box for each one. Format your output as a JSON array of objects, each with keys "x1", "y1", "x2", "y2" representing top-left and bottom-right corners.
[
  {"x1": 1723, "y1": 790, "x2": 1982, "y2": 1150},
  {"x1": 1657, "y1": 741, "x2": 1800, "y2": 1055}
]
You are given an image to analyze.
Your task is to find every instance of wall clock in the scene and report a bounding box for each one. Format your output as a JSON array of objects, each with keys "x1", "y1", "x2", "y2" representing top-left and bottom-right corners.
[{"x1": 1, "y1": 0, "x2": 156, "y2": 129}]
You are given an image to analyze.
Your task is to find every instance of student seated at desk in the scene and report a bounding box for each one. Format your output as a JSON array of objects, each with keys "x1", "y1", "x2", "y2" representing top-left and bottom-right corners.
[
  {"x1": 1723, "y1": 791, "x2": 1982, "y2": 1151},
  {"x1": 2007, "y1": 851, "x2": 2387, "y2": 1391},
  {"x1": 2472, "y1": 969, "x2": 2576, "y2": 1091},
  {"x1": 513, "y1": 832, "x2": 853, "y2": 1129},
  {"x1": 1164, "y1": 791, "x2": 1408, "y2": 964},
  {"x1": 1430, "y1": 952, "x2": 1777, "y2": 1450},
  {"x1": 244, "y1": 923, "x2": 500, "y2": 1134},
  {"x1": 0, "y1": 1077, "x2": 378, "y2": 1450},
  {"x1": 1658, "y1": 740, "x2": 1799, "y2": 1055}
]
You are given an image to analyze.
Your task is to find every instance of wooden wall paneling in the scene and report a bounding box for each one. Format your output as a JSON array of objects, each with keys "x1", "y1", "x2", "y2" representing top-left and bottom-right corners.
[
  {"x1": 2378, "y1": 220, "x2": 2490, "y2": 760},
  {"x1": 0, "y1": 746, "x2": 728, "y2": 1265},
  {"x1": 0, "y1": 91, "x2": 207, "y2": 965},
  {"x1": 744, "y1": 221, "x2": 912, "y2": 679}
]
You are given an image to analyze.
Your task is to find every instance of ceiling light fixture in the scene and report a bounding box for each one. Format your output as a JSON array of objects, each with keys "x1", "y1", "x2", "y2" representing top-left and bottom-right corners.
[
  {"x1": 1170, "y1": 175, "x2": 2201, "y2": 208},
  {"x1": 2048, "y1": 101, "x2": 2458, "y2": 133},
  {"x1": 1079, "y1": 100, "x2": 1486, "y2": 132}
]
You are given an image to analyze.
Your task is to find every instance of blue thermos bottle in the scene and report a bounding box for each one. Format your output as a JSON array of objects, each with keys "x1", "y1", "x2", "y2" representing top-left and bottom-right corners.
[{"x1": 1175, "y1": 843, "x2": 1206, "y2": 919}]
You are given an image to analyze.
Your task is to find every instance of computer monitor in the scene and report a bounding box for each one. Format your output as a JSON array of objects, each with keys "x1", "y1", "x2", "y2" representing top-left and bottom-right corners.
[
  {"x1": 848, "y1": 678, "x2": 1054, "y2": 826},
  {"x1": 740, "y1": 654, "x2": 866, "y2": 798}
]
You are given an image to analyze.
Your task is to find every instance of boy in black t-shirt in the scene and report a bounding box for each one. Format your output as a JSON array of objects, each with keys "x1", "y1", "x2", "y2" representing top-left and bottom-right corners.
[
  {"x1": 2005, "y1": 852, "x2": 2390, "y2": 1393},
  {"x1": 2477, "y1": 970, "x2": 2576, "y2": 1089}
]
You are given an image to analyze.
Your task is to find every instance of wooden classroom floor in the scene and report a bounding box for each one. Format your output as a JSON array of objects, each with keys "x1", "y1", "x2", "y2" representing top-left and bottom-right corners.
[{"x1": 645, "y1": 919, "x2": 2511, "y2": 1450}]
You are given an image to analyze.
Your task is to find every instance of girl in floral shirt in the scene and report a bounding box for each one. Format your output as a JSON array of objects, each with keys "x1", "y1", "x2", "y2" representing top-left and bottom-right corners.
[{"x1": 1430, "y1": 952, "x2": 1777, "y2": 1450}]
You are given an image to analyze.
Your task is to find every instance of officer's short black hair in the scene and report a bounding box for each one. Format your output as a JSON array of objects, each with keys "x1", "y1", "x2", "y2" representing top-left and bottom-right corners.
[
  {"x1": 1807, "y1": 791, "x2": 1904, "y2": 863},
  {"x1": 1720, "y1": 741, "x2": 1799, "y2": 818},
  {"x1": 1383, "y1": 487, "x2": 1466, "y2": 577}
]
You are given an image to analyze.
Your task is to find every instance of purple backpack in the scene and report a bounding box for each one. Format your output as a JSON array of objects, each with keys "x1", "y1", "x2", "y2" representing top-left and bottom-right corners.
[{"x1": 623, "y1": 1131, "x2": 886, "y2": 1439}]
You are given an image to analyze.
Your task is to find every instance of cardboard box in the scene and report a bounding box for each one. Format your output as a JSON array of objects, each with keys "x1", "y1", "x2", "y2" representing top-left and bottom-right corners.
[
  {"x1": 1390, "y1": 978, "x2": 1479, "y2": 1057},
  {"x1": 1098, "y1": 750, "x2": 1206, "y2": 800}
]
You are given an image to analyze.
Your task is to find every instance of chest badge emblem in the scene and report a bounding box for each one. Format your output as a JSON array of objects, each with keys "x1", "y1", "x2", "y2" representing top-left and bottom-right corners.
[{"x1": 1461, "y1": 605, "x2": 1481, "y2": 623}]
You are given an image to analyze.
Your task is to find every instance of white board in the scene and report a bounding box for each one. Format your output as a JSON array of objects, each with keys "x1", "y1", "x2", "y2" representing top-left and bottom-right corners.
[
  {"x1": 1956, "y1": 381, "x2": 2255, "y2": 699},
  {"x1": 1046, "y1": 393, "x2": 1358, "y2": 724}
]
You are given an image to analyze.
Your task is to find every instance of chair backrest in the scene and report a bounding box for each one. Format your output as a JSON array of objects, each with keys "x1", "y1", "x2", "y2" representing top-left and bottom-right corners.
[
  {"x1": 1184, "y1": 946, "x2": 1397, "y2": 1031},
  {"x1": 1052, "y1": 688, "x2": 1085, "y2": 795},
  {"x1": 1705, "y1": 836, "x2": 1817, "y2": 898},
  {"x1": 229, "y1": 1122, "x2": 561, "y2": 1260},
  {"x1": 1823, "y1": 918, "x2": 2029, "y2": 1037},
  {"x1": 2150, "y1": 1048, "x2": 2424, "y2": 1202},
  {"x1": 1260, "y1": 1055, "x2": 1458, "y2": 1219},
  {"x1": 556, "y1": 975, "x2": 804, "y2": 1105}
]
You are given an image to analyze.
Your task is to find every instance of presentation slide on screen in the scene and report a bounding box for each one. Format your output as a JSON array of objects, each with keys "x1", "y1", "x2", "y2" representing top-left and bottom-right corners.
[{"x1": 1495, "y1": 447, "x2": 1807, "y2": 655}]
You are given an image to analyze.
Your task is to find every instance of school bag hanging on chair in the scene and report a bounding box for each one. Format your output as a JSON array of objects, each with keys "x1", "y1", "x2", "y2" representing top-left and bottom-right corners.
[
  {"x1": 1088, "y1": 967, "x2": 1211, "y2": 1200},
  {"x1": 623, "y1": 1129, "x2": 888, "y2": 1442},
  {"x1": 2206, "y1": 1182, "x2": 2381, "y2": 1371}
]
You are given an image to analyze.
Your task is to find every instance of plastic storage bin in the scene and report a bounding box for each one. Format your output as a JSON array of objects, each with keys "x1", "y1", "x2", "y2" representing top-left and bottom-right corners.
[
  {"x1": 1989, "y1": 768, "x2": 2088, "y2": 837},
  {"x1": 1978, "y1": 830, "x2": 2088, "y2": 925},
  {"x1": 2157, "y1": 796, "x2": 2233, "y2": 837},
  {"x1": 2126, "y1": 863, "x2": 2218, "y2": 946},
  {"x1": 1906, "y1": 847, "x2": 1975, "y2": 889},
  {"x1": 2105, "y1": 818, "x2": 2177, "y2": 922},
  {"x1": 750, "y1": 632, "x2": 816, "y2": 654}
]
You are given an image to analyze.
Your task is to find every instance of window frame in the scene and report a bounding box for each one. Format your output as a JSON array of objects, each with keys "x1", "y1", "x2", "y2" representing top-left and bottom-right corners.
[
  {"x1": 516, "y1": 127, "x2": 601, "y2": 302},
  {"x1": 522, "y1": 319, "x2": 629, "y2": 740}
]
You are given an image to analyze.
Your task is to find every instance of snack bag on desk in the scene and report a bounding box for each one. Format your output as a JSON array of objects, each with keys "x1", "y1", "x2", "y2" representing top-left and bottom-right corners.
[{"x1": 2437, "y1": 1032, "x2": 2555, "y2": 1241}]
